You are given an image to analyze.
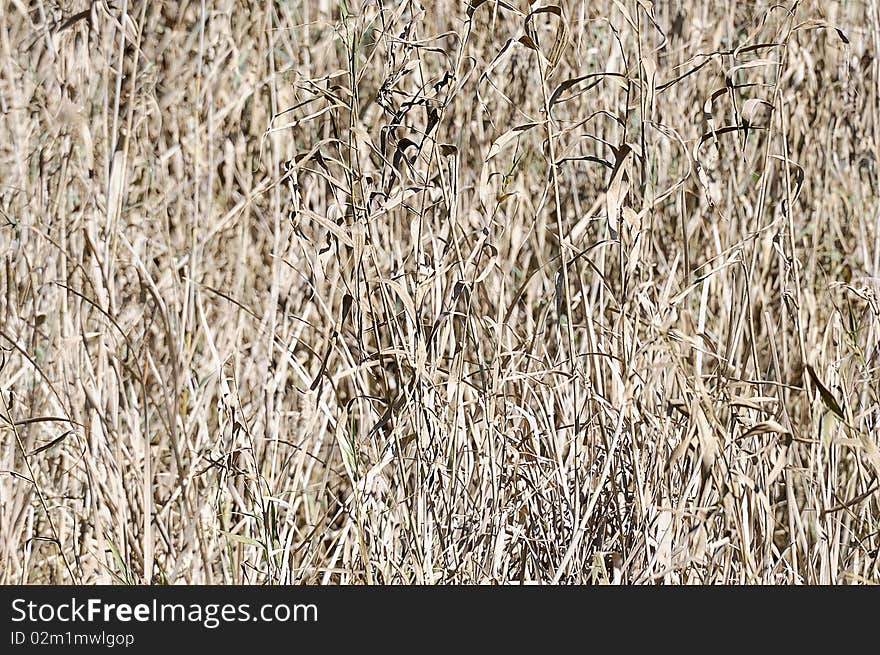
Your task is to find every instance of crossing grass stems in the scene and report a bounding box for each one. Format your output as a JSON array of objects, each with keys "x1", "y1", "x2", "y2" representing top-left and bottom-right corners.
[{"x1": 0, "y1": 0, "x2": 879, "y2": 584}]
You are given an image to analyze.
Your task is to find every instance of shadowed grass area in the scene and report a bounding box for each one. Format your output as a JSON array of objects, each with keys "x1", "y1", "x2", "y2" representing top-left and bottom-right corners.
[{"x1": 0, "y1": 0, "x2": 878, "y2": 584}]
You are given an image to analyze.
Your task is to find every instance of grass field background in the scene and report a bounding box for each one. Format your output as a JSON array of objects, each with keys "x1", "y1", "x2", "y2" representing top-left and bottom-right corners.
[{"x1": 1, "y1": 0, "x2": 879, "y2": 583}]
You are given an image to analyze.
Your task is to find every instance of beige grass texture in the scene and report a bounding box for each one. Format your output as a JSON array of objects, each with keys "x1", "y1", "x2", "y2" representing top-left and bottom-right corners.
[{"x1": 1, "y1": 0, "x2": 879, "y2": 584}]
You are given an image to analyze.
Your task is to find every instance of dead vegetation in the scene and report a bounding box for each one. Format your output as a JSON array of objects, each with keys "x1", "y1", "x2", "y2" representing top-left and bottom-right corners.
[{"x1": 1, "y1": 0, "x2": 879, "y2": 584}]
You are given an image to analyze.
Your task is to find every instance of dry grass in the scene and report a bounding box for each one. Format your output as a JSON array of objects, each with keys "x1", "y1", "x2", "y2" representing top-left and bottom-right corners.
[{"x1": 1, "y1": 0, "x2": 878, "y2": 584}]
